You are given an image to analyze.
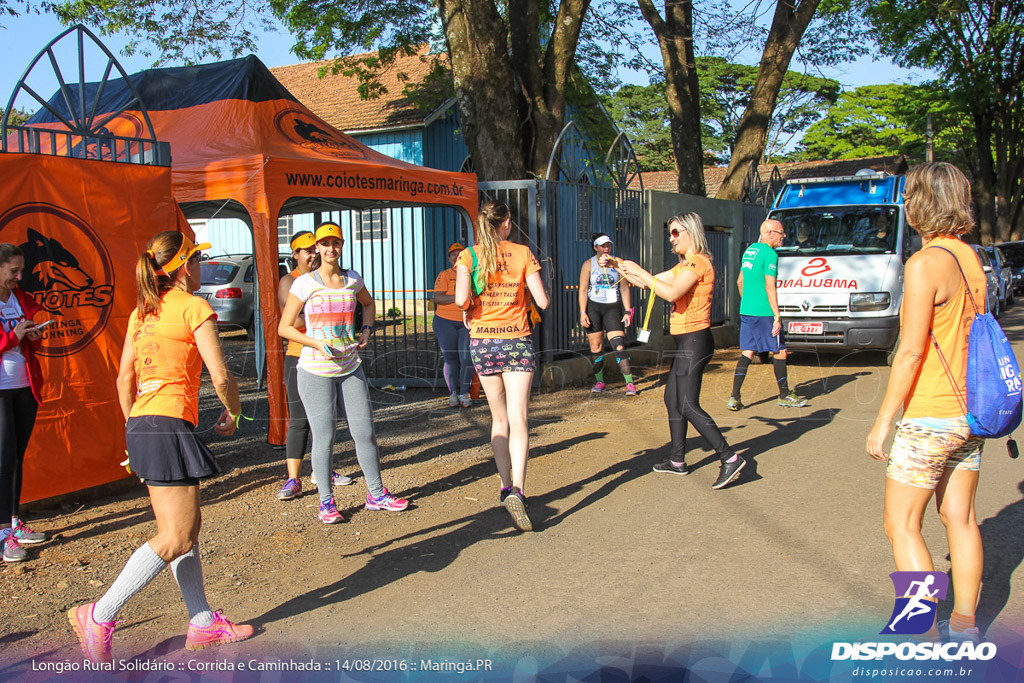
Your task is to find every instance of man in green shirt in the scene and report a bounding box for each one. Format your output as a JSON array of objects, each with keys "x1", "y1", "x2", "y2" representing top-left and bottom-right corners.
[{"x1": 728, "y1": 219, "x2": 807, "y2": 409}]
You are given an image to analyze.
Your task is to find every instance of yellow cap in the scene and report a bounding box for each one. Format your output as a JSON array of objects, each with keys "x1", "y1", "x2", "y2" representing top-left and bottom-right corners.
[
  {"x1": 290, "y1": 231, "x2": 316, "y2": 250},
  {"x1": 162, "y1": 235, "x2": 211, "y2": 274},
  {"x1": 448, "y1": 242, "x2": 465, "y2": 253},
  {"x1": 315, "y1": 222, "x2": 344, "y2": 242}
]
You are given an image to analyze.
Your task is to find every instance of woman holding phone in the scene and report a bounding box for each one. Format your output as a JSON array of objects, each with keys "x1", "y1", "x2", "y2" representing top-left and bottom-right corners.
[
  {"x1": 0, "y1": 243, "x2": 47, "y2": 563},
  {"x1": 279, "y1": 221, "x2": 409, "y2": 525}
]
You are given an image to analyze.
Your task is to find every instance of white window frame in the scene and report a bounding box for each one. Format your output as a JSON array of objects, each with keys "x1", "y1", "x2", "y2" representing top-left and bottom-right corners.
[
  {"x1": 354, "y1": 209, "x2": 390, "y2": 242},
  {"x1": 278, "y1": 215, "x2": 295, "y2": 252}
]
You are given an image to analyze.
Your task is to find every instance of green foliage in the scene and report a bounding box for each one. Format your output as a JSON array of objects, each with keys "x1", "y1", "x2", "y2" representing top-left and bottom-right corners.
[
  {"x1": 386, "y1": 306, "x2": 402, "y2": 320},
  {"x1": 601, "y1": 58, "x2": 840, "y2": 170},
  {"x1": 0, "y1": 107, "x2": 33, "y2": 127},
  {"x1": 47, "y1": 0, "x2": 277, "y2": 64},
  {"x1": 794, "y1": 83, "x2": 966, "y2": 161},
  {"x1": 599, "y1": 84, "x2": 676, "y2": 171},
  {"x1": 698, "y1": 57, "x2": 840, "y2": 163}
]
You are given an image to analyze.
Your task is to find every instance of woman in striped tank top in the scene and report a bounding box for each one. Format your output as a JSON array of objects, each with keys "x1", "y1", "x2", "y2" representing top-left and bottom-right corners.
[
  {"x1": 276, "y1": 231, "x2": 352, "y2": 501},
  {"x1": 279, "y1": 222, "x2": 409, "y2": 524}
]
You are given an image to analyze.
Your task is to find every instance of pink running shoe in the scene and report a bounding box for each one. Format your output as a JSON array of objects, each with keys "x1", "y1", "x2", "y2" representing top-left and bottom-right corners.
[
  {"x1": 625, "y1": 382, "x2": 638, "y2": 396},
  {"x1": 185, "y1": 611, "x2": 255, "y2": 651},
  {"x1": 591, "y1": 381, "x2": 606, "y2": 393},
  {"x1": 365, "y1": 488, "x2": 409, "y2": 511},
  {"x1": 318, "y1": 497, "x2": 344, "y2": 524},
  {"x1": 68, "y1": 603, "x2": 115, "y2": 664}
]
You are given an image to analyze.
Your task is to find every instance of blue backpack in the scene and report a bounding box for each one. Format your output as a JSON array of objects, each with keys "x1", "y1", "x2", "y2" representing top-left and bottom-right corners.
[{"x1": 929, "y1": 246, "x2": 1022, "y2": 438}]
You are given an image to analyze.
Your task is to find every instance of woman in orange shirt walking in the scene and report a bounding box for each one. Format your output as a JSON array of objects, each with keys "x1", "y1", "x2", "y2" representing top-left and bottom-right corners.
[
  {"x1": 69, "y1": 231, "x2": 253, "y2": 663},
  {"x1": 867, "y1": 163, "x2": 987, "y2": 642},
  {"x1": 455, "y1": 201, "x2": 549, "y2": 531},
  {"x1": 433, "y1": 242, "x2": 474, "y2": 407},
  {"x1": 609, "y1": 213, "x2": 745, "y2": 489}
]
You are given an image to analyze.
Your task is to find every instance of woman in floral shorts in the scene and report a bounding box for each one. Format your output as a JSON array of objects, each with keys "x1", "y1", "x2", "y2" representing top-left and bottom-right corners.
[
  {"x1": 456, "y1": 201, "x2": 548, "y2": 532},
  {"x1": 867, "y1": 163, "x2": 988, "y2": 642}
]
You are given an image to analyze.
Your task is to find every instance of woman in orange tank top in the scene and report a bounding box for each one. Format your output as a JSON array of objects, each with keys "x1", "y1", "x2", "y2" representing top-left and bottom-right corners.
[
  {"x1": 608, "y1": 213, "x2": 744, "y2": 490},
  {"x1": 867, "y1": 163, "x2": 987, "y2": 642}
]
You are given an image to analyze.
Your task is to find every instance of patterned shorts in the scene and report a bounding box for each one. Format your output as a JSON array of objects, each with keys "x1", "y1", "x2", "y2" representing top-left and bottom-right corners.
[
  {"x1": 886, "y1": 416, "x2": 984, "y2": 490},
  {"x1": 470, "y1": 337, "x2": 536, "y2": 375}
]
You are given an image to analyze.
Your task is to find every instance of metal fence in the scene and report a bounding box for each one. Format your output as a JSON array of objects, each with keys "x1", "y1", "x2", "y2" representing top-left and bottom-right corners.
[
  {"x1": 277, "y1": 184, "x2": 757, "y2": 386},
  {"x1": 479, "y1": 179, "x2": 649, "y2": 359}
]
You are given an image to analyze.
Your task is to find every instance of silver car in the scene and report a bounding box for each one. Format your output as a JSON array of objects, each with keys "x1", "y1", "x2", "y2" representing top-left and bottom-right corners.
[
  {"x1": 198, "y1": 255, "x2": 255, "y2": 337},
  {"x1": 971, "y1": 245, "x2": 1002, "y2": 318},
  {"x1": 984, "y1": 245, "x2": 1014, "y2": 308}
]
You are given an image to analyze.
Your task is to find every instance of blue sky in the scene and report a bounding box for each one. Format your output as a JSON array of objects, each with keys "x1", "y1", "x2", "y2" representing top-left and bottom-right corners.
[{"x1": 0, "y1": 10, "x2": 938, "y2": 117}]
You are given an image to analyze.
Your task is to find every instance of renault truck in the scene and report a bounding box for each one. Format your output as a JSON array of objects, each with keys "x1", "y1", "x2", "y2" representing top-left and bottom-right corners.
[{"x1": 768, "y1": 170, "x2": 916, "y2": 363}]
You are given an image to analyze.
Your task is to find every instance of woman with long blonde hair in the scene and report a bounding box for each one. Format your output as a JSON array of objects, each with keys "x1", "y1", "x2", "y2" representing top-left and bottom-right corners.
[
  {"x1": 456, "y1": 201, "x2": 549, "y2": 531},
  {"x1": 608, "y1": 213, "x2": 745, "y2": 489}
]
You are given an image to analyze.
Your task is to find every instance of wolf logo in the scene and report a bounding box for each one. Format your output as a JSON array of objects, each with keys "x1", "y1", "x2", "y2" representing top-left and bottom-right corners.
[
  {"x1": 293, "y1": 120, "x2": 336, "y2": 145},
  {"x1": 19, "y1": 228, "x2": 95, "y2": 313}
]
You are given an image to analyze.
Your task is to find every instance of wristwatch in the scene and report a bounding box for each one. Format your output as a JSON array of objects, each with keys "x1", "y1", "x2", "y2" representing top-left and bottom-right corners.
[{"x1": 361, "y1": 325, "x2": 374, "y2": 334}]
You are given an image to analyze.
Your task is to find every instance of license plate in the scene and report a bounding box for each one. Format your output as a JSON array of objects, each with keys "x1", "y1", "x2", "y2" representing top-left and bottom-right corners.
[{"x1": 788, "y1": 321, "x2": 823, "y2": 335}]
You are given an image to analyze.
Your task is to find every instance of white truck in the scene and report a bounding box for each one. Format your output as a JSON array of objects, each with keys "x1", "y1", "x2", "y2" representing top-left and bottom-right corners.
[{"x1": 768, "y1": 170, "x2": 915, "y2": 363}]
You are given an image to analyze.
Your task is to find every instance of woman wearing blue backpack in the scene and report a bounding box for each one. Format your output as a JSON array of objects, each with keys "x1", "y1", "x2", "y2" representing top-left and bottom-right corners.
[{"x1": 866, "y1": 162, "x2": 988, "y2": 642}]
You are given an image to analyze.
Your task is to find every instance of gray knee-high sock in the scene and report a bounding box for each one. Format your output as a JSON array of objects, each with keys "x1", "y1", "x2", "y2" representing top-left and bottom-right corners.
[
  {"x1": 170, "y1": 544, "x2": 214, "y2": 627},
  {"x1": 94, "y1": 542, "x2": 167, "y2": 622}
]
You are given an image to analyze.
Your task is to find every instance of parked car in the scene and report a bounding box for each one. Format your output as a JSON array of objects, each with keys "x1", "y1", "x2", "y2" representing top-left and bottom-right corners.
[
  {"x1": 983, "y1": 245, "x2": 1014, "y2": 308},
  {"x1": 279, "y1": 254, "x2": 294, "y2": 277},
  {"x1": 198, "y1": 255, "x2": 255, "y2": 337},
  {"x1": 995, "y1": 240, "x2": 1024, "y2": 295},
  {"x1": 971, "y1": 244, "x2": 1001, "y2": 318}
]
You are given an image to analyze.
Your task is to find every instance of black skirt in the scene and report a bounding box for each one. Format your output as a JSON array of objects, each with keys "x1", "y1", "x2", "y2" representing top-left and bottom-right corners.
[{"x1": 125, "y1": 415, "x2": 222, "y2": 483}]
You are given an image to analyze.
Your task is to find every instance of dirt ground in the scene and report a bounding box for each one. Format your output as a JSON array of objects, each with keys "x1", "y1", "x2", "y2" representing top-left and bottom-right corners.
[{"x1": 2, "y1": 319, "x2": 1024, "y2": 679}]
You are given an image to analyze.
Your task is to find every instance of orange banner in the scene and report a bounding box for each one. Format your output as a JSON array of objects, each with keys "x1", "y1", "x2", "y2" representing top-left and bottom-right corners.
[{"x1": 0, "y1": 153, "x2": 186, "y2": 503}]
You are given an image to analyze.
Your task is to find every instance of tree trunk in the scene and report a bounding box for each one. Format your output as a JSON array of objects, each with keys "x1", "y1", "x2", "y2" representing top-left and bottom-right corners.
[
  {"x1": 439, "y1": 0, "x2": 527, "y2": 180},
  {"x1": 972, "y1": 111, "x2": 997, "y2": 244},
  {"x1": 509, "y1": 0, "x2": 592, "y2": 178},
  {"x1": 715, "y1": 0, "x2": 820, "y2": 201},
  {"x1": 439, "y1": 0, "x2": 590, "y2": 181},
  {"x1": 637, "y1": 0, "x2": 705, "y2": 196}
]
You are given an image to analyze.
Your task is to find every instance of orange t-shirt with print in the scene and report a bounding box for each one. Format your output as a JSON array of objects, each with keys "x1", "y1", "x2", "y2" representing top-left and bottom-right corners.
[
  {"x1": 669, "y1": 252, "x2": 714, "y2": 335},
  {"x1": 456, "y1": 241, "x2": 541, "y2": 339},
  {"x1": 433, "y1": 268, "x2": 462, "y2": 322},
  {"x1": 128, "y1": 289, "x2": 217, "y2": 425}
]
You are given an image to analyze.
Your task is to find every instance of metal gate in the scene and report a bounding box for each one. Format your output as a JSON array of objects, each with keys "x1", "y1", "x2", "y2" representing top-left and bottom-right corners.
[
  {"x1": 301, "y1": 204, "x2": 472, "y2": 387},
  {"x1": 476, "y1": 181, "x2": 648, "y2": 358}
]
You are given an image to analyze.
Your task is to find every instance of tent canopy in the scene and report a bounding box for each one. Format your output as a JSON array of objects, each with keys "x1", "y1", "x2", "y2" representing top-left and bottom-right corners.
[{"x1": 31, "y1": 55, "x2": 479, "y2": 445}]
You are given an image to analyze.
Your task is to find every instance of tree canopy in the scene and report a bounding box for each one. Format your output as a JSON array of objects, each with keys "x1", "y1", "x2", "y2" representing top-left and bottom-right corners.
[
  {"x1": 794, "y1": 83, "x2": 966, "y2": 162},
  {"x1": 601, "y1": 59, "x2": 839, "y2": 172},
  {"x1": 866, "y1": 0, "x2": 1024, "y2": 241}
]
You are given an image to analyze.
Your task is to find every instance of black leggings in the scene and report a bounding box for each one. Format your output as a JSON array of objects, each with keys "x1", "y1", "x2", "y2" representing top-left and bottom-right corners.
[
  {"x1": 284, "y1": 354, "x2": 311, "y2": 461},
  {"x1": 665, "y1": 328, "x2": 734, "y2": 463},
  {"x1": 0, "y1": 386, "x2": 38, "y2": 521}
]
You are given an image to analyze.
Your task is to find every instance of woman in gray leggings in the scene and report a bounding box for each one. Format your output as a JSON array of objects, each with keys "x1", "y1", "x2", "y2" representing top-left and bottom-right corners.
[{"x1": 278, "y1": 222, "x2": 409, "y2": 523}]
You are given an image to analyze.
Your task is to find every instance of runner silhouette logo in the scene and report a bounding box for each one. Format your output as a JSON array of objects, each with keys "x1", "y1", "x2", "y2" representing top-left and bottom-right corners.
[{"x1": 881, "y1": 571, "x2": 949, "y2": 635}]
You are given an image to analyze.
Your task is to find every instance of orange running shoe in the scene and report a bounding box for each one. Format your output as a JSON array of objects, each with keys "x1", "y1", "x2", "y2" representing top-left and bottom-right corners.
[
  {"x1": 68, "y1": 603, "x2": 116, "y2": 664},
  {"x1": 184, "y1": 611, "x2": 255, "y2": 651}
]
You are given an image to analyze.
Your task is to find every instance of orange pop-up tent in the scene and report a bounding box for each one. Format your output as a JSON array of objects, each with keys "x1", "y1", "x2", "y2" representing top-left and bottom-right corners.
[
  {"x1": 30, "y1": 55, "x2": 479, "y2": 446},
  {"x1": 0, "y1": 154, "x2": 191, "y2": 502}
]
